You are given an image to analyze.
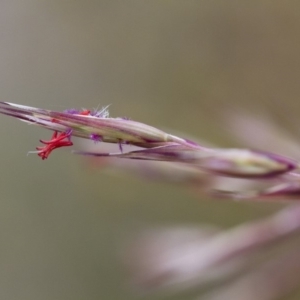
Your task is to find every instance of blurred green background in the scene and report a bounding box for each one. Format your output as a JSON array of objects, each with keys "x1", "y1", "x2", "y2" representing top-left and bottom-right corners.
[{"x1": 0, "y1": 1, "x2": 299, "y2": 299}]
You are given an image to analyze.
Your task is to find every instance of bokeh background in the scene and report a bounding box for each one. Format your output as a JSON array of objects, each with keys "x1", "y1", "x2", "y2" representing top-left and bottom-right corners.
[{"x1": 0, "y1": 1, "x2": 299, "y2": 299}]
